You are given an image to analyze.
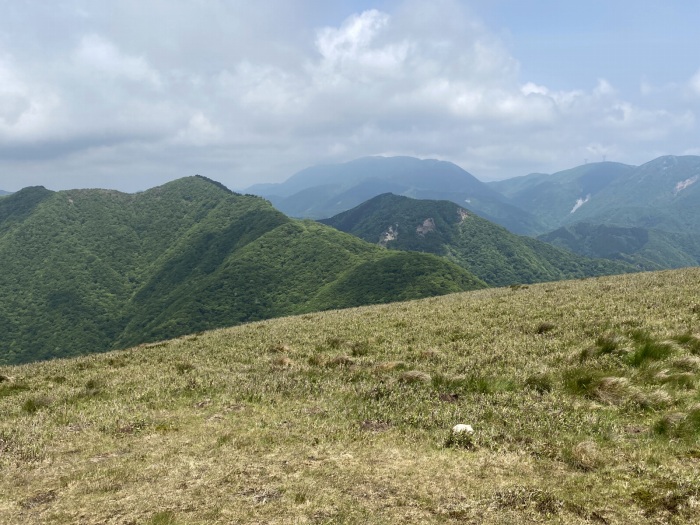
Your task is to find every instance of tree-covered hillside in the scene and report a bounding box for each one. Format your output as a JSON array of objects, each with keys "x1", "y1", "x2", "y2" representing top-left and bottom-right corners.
[
  {"x1": 321, "y1": 193, "x2": 636, "y2": 287},
  {"x1": 0, "y1": 177, "x2": 485, "y2": 365},
  {"x1": 538, "y1": 222, "x2": 700, "y2": 270}
]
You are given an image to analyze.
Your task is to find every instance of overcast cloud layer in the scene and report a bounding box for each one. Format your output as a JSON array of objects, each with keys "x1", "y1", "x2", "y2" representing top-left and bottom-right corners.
[{"x1": 1, "y1": 0, "x2": 699, "y2": 192}]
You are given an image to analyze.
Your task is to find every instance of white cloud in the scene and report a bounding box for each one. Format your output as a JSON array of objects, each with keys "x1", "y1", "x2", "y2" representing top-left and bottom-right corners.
[
  {"x1": 74, "y1": 34, "x2": 162, "y2": 89},
  {"x1": 0, "y1": 0, "x2": 698, "y2": 192}
]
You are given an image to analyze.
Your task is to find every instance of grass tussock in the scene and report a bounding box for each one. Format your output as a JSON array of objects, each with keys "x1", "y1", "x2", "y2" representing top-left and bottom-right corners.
[{"x1": 3, "y1": 268, "x2": 700, "y2": 524}]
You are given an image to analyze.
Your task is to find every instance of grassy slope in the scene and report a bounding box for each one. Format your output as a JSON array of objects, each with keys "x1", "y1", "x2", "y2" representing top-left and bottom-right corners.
[{"x1": 2, "y1": 268, "x2": 700, "y2": 524}]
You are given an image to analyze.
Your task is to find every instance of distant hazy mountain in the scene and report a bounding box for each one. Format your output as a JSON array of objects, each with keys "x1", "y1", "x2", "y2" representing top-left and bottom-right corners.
[
  {"x1": 0, "y1": 177, "x2": 485, "y2": 365},
  {"x1": 489, "y1": 156, "x2": 700, "y2": 234},
  {"x1": 320, "y1": 193, "x2": 635, "y2": 287},
  {"x1": 488, "y1": 162, "x2": 636, "y2": 232},
  {"x1": 0, "y1": 190, "x2": 11, "y2": 196},
  {"x1": 246, "y1": 156, "x2": 544, "y2": 235},
  {"x1": 487, "y1": 155, "x2": 700, "y2": 268}
]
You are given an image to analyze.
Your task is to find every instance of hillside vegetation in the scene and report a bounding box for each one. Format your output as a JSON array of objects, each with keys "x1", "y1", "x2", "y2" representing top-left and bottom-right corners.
[
  {"x1": 321, "y1": 193, "x2": 635, "y2": 287},
  {"x1": 540, "y1": 222, "x2": 700, "y2": 270},
  {"x1": 2, "y1": 268, "x2": 700, "y2": 523},
  {"x1": 0, "y1": 177, "x2": 484, "y2": 365}
]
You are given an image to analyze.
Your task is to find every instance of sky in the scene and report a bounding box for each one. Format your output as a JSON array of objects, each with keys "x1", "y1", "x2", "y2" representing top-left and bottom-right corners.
[{"x1": 1, "y1": 0, "x2": 700, "y2": 193}]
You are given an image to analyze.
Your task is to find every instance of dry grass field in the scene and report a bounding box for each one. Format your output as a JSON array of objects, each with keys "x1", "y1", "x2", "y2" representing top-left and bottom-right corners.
[{"x1": 2, "y1": 268, "x2": 700, "y2": 524}]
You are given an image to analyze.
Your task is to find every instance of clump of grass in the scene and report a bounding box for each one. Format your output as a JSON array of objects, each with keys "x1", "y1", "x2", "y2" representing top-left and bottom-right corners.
[
  {"x1": 175, "y1": 362, "x2": 195, "y2": 374},
  {"x1": 115, "y1": 418, "x2": 149, "y2": 435},
  {"x1": 672, "y1": 332, "x2": 700, "y2": 354},
  {"x1": 632, "y1": 483, "x2": 697, "y2": 518},
  {"x1": 632, "y1": 388, "x2": 672, "y2": 410},
  {"x1": 628, "y1": 333, "x2": 678, "y2": 366},
  {"x1": 431, "y1": 373, "x2": 468, "y2": 392},
  {"x1": 578, "y1": 346, "x2": 597, "y2": 362},
  {"x1": 271, "y1": 356, "x2": 294, "y2": 368},
  {"x1": 524, "y1": 372, "x2": 554, "y2": 394},
  {"x1": 326, "y1": 355, "x2": 354, "y2": 367},
  {"x1": 374, "y1": 361, "x2": 406, "y2": 372},
  {"x1": 81, "y1": 378, "x2": 103, "y2": 397},
  {"x1": 655, "y1": 406, "x2": 700, "y2": 439},
  {"x1": 325, "y1": 337, "x2": 344, "y2": 349},
  {"x1": 20, "y1": 490, "x2": 57, "y2": 509},
  {"x1": 535, "y1": 322, "x2": 556, "y2": 335},
  {"x1": 490, "y1": 486, "x2": 563, "y2": 515},
  {"x1": 562, "y1": 367, "x2": 604, "y2": 398},
  {"x1": 269, "y1": 343, "x2": 290, "y2": 353},
  {"x1": 22, "y1": 396, "x2": 51, "y2": 414},
  {"x1": 653, "y1": 412, "x2": 687, "y2": 436},
  {"x1": 307, "y1": 354, "x2": 326, "y2": 367},
  {"x1": 399, "y1": 370, "x2": 431, "y2": 384},
  {"x1": 350, "y1": 341, "x2": 370, "y2": 356},
  {"x1": 592, "y1": 376, "x2": 633, "y2": 404},
  {"x1": 467, "y1": 375, "x2": 517, "y2": 394},
  {"x1": 566, "y1": 441, "x2": 601, "y2": 471},
  {"x1": 149, "y1": 510, "x2": 178, "y2": 525},
  {"x1": 444, "y1": 426, "x2": 475, "y2": 449},
  {"x1": 419, "y1": 348, "x2": 443, "y2": 361},
  {"x1": 655, "y1": 371, "x2": 696, "y2": 390},
  {"x1": 595, "y1": 332, "x2": 625, "y2": 355},
  {"x1": 0, "y1": 381, "x2": 30, "y2": 398},
  {"x1": 671, "y1": 355, "x2": 700, "y2": 372}
]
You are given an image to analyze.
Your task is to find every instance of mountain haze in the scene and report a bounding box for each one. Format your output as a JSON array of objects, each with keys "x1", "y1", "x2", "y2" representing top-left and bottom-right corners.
[
  {"x1": 488, "y1": 162, "x2": 635, "y2": 233},
  {"x1": 320, "y1": 193, "x2": 635, "y2": 287},
  {"x1": 0, "y1": 177, "x2": 484, "y2": 365},
  {"x1": 490, "y1": 156, "x2": 700, "y2": 234},
  {"x1": 247, "y1": 156, "x2": 544, "y2": 234}
]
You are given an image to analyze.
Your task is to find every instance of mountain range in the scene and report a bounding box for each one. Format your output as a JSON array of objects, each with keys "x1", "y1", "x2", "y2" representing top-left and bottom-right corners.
[
  {"x1": 490, "y1": 156, "x2": 700, "y2": 233},
  {"x1": 248, "y1": 154, "x2": 700, "y2": 269},
  {"x1": 5, "y1": 152, "x2": 700, "y2": 364},
  {"x1": 247, "y1": 156, "x2": 543, "y2": 235},
  {"x1": 0, "y1": 176, "x2": 485, "y2": 365}
]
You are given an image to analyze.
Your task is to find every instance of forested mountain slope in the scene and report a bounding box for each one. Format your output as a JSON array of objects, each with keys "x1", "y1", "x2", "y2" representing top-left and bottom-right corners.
[
  {"x1": 0, "y1": 177, "x2": 484, "y2": 364},
  {"x1": 320, "y1": 193, "x2": 635, "y2": 287}
]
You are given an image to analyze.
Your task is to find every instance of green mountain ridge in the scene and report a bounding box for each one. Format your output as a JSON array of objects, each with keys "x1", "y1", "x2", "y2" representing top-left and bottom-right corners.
[
  {"x1": 488, "y1": 155, "x2": 700, "y2": 268},
  {"x1": 490, "y1": 155, "x2": 700, "y2": 234},
  {"x1": 320, "y1": 193, "x2": 635, "y2": 287},
  {"x1": 0, "y1": 177, "x2": 484, "y2": 365}
]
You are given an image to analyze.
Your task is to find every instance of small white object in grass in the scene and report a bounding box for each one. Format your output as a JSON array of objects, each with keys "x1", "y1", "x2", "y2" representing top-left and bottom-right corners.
[{"x1": 452, "y1": 424, "x2": 474, "y2": 434}]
